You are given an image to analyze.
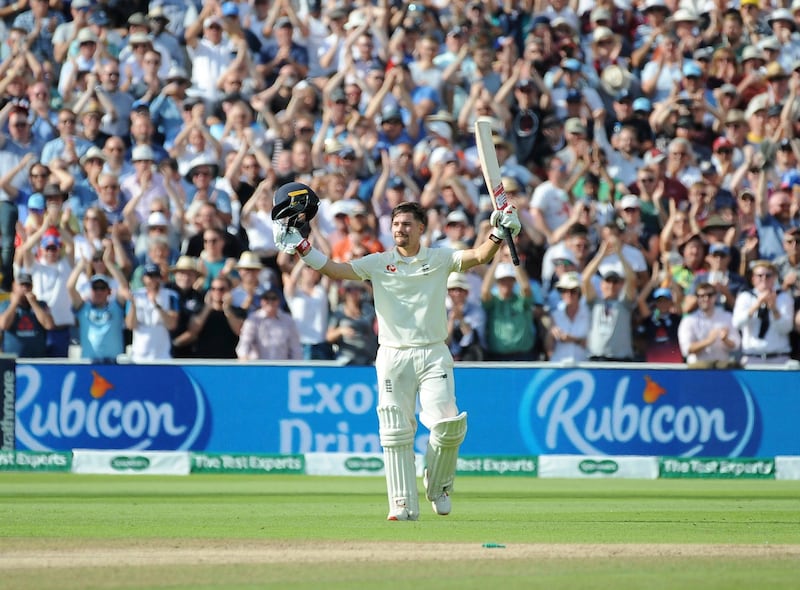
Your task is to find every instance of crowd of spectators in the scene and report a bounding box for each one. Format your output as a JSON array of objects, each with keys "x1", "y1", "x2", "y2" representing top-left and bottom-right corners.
[{"x1": 1, "y1": 0, "x2": 800, "y2": 367}]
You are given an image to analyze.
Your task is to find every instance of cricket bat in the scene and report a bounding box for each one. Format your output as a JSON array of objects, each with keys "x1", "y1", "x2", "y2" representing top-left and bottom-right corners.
[{"x1": 474, "y1": 117, "x2": 520, "y2": 266}]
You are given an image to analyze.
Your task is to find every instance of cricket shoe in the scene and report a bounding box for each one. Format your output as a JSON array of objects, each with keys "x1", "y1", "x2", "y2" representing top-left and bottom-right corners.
[
  {"x1": 387, "y1": 507, "x2": 418, "y2": 521},
  {"x1": 424, "y1": 469, "x2": 452, "y2": 516},
  {"x1": 387, "y1": 500, "x2": 418, "y2": 521}
]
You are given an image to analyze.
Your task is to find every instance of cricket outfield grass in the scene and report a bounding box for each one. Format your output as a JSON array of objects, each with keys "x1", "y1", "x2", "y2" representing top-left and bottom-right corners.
[{"x1": 1, "y1": 474, "x2": 798, "y2": 589}]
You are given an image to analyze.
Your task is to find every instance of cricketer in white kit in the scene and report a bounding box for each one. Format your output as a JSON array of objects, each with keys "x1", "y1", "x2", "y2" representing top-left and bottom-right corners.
[{"x1": 275, "y1": 200, "x2": 521, "y2": 521}]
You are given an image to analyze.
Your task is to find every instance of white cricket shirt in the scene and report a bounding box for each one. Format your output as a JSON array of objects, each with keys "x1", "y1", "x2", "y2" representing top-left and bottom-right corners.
[{"x1": 350, "y1": 246, "x2": 463, "y2": 348}]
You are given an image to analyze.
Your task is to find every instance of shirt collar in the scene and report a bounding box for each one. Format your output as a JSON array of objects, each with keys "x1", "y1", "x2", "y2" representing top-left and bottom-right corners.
[{"x1": 391, "y1": 245, "x2": 430, "y2": 264}]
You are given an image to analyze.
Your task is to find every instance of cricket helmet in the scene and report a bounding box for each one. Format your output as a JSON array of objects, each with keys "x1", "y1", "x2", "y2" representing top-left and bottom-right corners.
[{"x1": 271, "y1": 182, "x2": 319, "y2": 238}]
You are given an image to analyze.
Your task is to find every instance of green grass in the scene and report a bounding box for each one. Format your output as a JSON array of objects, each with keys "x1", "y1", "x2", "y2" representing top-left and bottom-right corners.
[{"x1": 1, "y1": 474, "x2": 799, "y2": 589}]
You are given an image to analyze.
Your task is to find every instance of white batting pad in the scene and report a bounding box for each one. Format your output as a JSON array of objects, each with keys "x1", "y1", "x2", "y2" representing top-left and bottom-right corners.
[
  {"x1": 424, "y1": 412, "x2": 468, "y2": 501},
  {"x1": 377, "y1": 405, "x2": 419, "y2": 519}
]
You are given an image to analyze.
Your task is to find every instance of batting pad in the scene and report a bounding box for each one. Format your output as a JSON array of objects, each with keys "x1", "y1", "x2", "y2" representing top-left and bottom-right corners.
[
  {"x1": 424, "y1": 412, "x2": 468, "y2": 501},
  {"x1": 377, "y1": 405, "x2": 419, "y2": 519}
]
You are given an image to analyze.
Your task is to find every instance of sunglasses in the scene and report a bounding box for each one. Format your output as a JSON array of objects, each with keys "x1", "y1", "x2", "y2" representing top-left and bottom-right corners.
[
  {"x1": 91, "y1": 284, "x2": 110, "y2": 291},
  {"x1": 558, "y1": 288, "x2": 580, "y2": 295}
]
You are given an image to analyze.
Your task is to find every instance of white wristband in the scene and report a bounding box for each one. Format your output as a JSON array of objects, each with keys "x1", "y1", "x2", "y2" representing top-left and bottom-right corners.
[{"x1": 301, "y1": 247, "x2": 328, "y2": 270}]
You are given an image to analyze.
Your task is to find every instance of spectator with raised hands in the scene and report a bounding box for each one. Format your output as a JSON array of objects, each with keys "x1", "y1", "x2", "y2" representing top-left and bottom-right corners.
[
  {"x1": 481, "y1": 255, "x2": 538, "y2": 361},
  {"x1": 66, "y1": 250, "x2": 130, "y2": 363},
  {"x1": 733, "y1": 259, "x2": 795, "y2": 365},
  {"x1": 17, "y1": 208, "x2": 75, "y2": 357},
  {"x1": 126, "y1": 261, "x2": 179, "y2": 362},
  {"x1": 185, "y1": 6, "x2": 238, "y2": 105},
  {"x1": 257, "y1": 14, "x2": 309, "y2": 88},
  {"x1": 581, "y1": 234, "x2": 638, "y2": 362},
  {"x1": 170, "y1": 110, "x2": 223, "y2": 178}
]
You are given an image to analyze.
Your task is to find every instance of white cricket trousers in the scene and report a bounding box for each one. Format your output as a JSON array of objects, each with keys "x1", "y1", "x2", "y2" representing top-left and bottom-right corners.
[{"x1": 375, "y1": 342, "x2": 459, "y2": 430}]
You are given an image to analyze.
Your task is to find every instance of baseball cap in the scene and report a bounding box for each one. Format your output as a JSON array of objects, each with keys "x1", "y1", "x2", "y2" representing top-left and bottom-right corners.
[
  {"x1": 633, "y1": 97, "x2": 652, "y2": 112},
  {"x1": 147, "y1": 211, "x2": 169, "y2": 227},
  {"x1": 41, "y1": 233, "x2": 62, "y2": 249},
  {"x1": 725, "y1": 109, "x2": 746, "y2": 125},
  {"x1": 143, "y1": 263, "x2": 161, "y2": 276},
  {"x1": 221, "y1": 1, "x2": 239, "y2": 17},
  {"x1": 128, "y1": 12, "x2": 148, "y2": 26},
  {"x1": 329, "y1": 87, "x2": 346, "y2": 103},
  {"x1": 16, "y1": 272, "x2": 33, "y2": 285},
  {"x1": 644, "y1": 149, "x2": 666, "y2": 165},
  {"x1": 387, "y1": 176, "x2": 405, "y2": 190},
  {"x1": 555, "y1": 272, "x2": 581, "y2": 290},
  {"x1": 619, "y1": 195, "x2": 641, "y2": 210},
  {"x1": 89, "y1": 9, "x2": 110, "y2": 26},
  {"x1": 446, "y1": 210, "x2": 469, "y2": 225},
  {"x1": 132, "y1": 145, "x2": 155, "y2": 162},
  {"x1": 601, "y1": 270, "x2": 623, "y2": 282},
  {"x1": 683, "y1": 62, "x2": 703, "y2": 78},
  {"x1": 741, "y1": 46, "x2": 766, "y2": 62},
  {"x1": 90, "y1": 274, "x2": 112, "y2": 286},
  {"x1": 709, "y1": 243, "x2": 731, "y2": 256},
  {"x1": 381, "y1": 106, "x2": 403, "y2": 124},
  {"x1": 427, "y1": 120, "x2": 452, "y2": 141},
  {"x1": 562, "y1": 58, "x2": 582, "y2": 72},
  {"x1": 653, "y1": 287, "x2": 673, "y2": 300},
  {"x1": 446, "y1": 272, "x2": 470, "y2": 291},
  {"x1": 566, "y1": 89, "x2": 582, "y2": 103},
  {"x1": 745, "y1": 94, "x2": 769, "y2": 119},
  {"x1": 42, "y1": 183, "x2": 66, "y2": 198},
  {"x1": 713, "y1": 137, "x2": 733, "y2": 151},
  {"x1": 564, "y1": 117, "x2": 587, "y2": 135},
  {"x1": 338, "y1": 146, "x2": 357, "y2": 159},
  {"x1": 495, "y1": 263, "x2": 517, "y2": 281},
  {"x1": 676, "y1": 116, "x2": 695, "y2": 129},
  {"x1": 699, "y1": 161, "x2": 718, "y2": 176},
  {"x1": 27, "y1": 193, "x2": 45, "y2": 211}
]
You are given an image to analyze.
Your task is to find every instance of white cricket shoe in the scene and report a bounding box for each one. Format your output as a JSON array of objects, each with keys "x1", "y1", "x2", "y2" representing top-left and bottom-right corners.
[
  {"x1": 424, "y1": 469, "x2": 452, "y2": 516},
  {"x1": 387, "y1": 507, "x2": 419, "y2": 521},
  {"x1": 430, "y1": 491, "x2": 451, "y2": 516}
]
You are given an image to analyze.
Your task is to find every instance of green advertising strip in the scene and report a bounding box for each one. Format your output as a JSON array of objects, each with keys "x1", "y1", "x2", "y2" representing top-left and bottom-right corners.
[
  {"x1": 191, "y1": 453, "x2": 305, "y2": 475},
  {"x1": 0, "y1": 450, "x2": 72, "y2": 472},
  {"x1": 457, "y1": 456, "x2": 538, "y2": 477},
  {"x1": 660, "y1": 457, "x2": 775, "y2": 479}
]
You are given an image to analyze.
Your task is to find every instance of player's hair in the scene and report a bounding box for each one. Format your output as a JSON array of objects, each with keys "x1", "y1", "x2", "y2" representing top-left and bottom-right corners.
[{"x1": 391, "y1": 202, "x2": 427, "y2": 226}]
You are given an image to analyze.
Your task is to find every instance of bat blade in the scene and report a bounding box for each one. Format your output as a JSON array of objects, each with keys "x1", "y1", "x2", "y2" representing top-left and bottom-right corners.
[{"x1": 474, "y1": 117, "x2": 520, "y2": 266}]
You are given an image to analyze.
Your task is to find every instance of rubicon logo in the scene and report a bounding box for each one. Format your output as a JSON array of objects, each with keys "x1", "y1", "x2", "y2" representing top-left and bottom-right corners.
[
  {"x1": 520, "y1": 370, "x2": 761, "y2": 457},
  {"x1": 15, "y1": 365, "x2": 211, "y2": 452}
]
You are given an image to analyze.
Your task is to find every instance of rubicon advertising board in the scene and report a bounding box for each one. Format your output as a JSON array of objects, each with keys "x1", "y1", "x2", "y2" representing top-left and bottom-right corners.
[{"x1": 13, "y1": 364, "x2": 800, "y2": 458}]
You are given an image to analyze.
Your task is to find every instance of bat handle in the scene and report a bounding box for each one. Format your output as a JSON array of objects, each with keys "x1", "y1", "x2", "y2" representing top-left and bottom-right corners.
[{"x1": 504, "y1": 228, "x2": 520, "y2": 266}]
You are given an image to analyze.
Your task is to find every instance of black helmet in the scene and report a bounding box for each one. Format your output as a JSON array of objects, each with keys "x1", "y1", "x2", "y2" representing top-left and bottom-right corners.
[{"x1": 271, "y1": 182, "x2": 319, "y2": 237}]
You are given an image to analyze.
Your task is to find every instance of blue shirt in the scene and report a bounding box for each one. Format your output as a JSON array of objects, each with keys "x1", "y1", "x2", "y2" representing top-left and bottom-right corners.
[
  {"x1": 75, "y1": 300, "x2": 126, "y2": 361},
  {"x1": 757, "y1": 215, "x2": 799, "y2": 261}
]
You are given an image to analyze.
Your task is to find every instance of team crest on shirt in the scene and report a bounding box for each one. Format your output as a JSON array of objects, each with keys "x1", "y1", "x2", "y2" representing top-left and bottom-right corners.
[
  {"x1": 421, "y1": 264, "x2": 430, "y2": 274},
  {"x1": 385, "y1": 264, "x2": 397, "y2": 273}
]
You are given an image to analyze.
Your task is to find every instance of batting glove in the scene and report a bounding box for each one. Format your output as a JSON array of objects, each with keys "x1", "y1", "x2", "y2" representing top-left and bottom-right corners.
[
  {"x1": 490, "y1": 206, "x2": 521, "y2": 238},
  {"x1": 273, "y1": 224, "x2": 310, "y2": 256}
]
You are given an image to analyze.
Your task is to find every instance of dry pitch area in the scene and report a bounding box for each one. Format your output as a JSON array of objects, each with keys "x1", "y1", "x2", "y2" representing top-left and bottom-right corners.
[{"x1": 2, "y1": 539, "x2": 799, "y2": 568}]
